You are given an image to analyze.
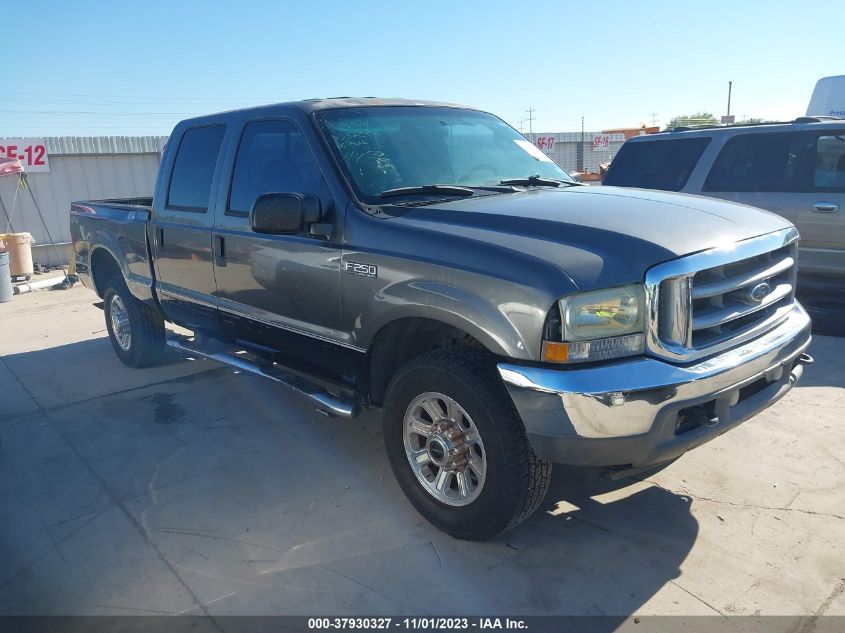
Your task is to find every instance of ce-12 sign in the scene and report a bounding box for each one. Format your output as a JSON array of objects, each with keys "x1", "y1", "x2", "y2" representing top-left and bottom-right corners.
[{"x1": 0, "y1": 138, "x2": 50, "y2": 172}]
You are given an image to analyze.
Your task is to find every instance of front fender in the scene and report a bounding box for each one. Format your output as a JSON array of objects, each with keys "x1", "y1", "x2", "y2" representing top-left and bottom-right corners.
[{"x1": 351, "y1": 279, "x2": 551, "y2": 360}]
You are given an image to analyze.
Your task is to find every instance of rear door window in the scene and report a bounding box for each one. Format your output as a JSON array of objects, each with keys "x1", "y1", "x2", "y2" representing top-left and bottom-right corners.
[
  {"x1": 703, "y1": 132, "x2": 812, "y2": 192},
  {"x1": 813, "y1": 133, "x2": 845, "y2": 190},
  {"x1": 166, "y1": 125, "x2": 226, "y2": 211},
  {"x1": 603, "y1": 137, "x2": 710, "y2": 191}
]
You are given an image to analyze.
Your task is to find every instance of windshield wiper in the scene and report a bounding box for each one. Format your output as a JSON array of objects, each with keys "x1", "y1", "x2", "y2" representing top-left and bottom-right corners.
[
  {"x1": 379, "y1": 184, "x2": 475, "y2": 199},
  {"x1": 500, "y1": 175, "x2": 579, "y2": 187},
  {"x1": 461, "y1": 184, "x2": 520, "y2": 192}
]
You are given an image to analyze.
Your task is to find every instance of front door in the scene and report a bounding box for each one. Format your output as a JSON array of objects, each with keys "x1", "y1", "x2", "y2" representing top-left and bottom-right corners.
[{"x1": 211, "y1": 118, "x2": 345, "y2": 353}]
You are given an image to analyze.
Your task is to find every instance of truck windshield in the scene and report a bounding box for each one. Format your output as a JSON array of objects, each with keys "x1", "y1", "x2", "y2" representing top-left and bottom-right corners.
[{"x1": 316, "y1": 106, "x2": 573, "y2": 203}]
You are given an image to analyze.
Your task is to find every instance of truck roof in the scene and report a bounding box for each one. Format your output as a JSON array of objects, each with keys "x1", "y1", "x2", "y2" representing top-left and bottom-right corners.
[{"x1": 179, "y1": 97, "x2": 478, "y2": 126}]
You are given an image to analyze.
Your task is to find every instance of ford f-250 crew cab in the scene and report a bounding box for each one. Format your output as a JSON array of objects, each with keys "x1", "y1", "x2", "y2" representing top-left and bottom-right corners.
[{"x1": 70, "y1": 98, "x2": 813, "y2": 540}]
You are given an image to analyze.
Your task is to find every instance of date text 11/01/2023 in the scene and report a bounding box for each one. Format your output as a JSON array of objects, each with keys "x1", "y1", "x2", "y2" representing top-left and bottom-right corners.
[{"x1": 307, "y1": 617, "x2": 528, "y2": 630}]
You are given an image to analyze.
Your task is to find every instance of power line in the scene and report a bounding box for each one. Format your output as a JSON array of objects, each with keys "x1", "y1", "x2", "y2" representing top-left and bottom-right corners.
[
  {"x1": 0, "y1": 90, "x2": 290, "y2": 101},
  {"x1": 0, "y1": 109, "x2": 197, "y2": 116}
]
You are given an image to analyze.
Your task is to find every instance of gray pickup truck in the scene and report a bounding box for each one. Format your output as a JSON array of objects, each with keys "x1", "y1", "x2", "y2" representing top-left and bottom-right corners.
[{"x1": 71, "y1": 98, "x2": 813, "y2": 540}]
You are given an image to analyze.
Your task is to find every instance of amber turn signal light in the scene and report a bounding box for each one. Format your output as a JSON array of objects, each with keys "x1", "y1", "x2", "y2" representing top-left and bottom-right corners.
[{"x1": 542, "y1": 340, "x2": 569, "y2": 363}]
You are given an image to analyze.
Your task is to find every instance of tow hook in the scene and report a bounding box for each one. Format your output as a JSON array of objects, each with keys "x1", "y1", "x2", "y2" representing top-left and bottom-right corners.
[{"x1": 797, "y1": 353, "x2": 814, "y2": 366}]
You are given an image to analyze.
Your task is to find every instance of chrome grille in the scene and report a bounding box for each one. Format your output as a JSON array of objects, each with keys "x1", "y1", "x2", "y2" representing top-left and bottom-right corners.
[
  {"x1": 645, "y1": 228, "x2": 799, "y2": 362},
  {"x1": 690, "y1": 245, "x2": 796, "y2": 349}
]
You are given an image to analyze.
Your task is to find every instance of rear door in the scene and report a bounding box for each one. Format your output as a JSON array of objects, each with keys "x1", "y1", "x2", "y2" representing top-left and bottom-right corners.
[
  {"x1": 152, "y1": 124, "x2": 226, "y2": 330},
  {"x1": 797, "y1": 130, "x2": 845, "y2": 276},
  {"x1": 211, "y1": 117, "x2": 344, "y2": 348}
]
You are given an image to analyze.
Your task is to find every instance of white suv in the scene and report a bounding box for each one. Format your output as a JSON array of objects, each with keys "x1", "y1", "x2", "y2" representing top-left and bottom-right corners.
[{"x1": 603, "y1": 117, "x2": 845, "y2": 288}]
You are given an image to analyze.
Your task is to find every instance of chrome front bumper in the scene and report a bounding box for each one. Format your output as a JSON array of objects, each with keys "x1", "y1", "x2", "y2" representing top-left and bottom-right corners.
[{"x1": 498, "y1": 303, "x2": 812, "y2": 467}]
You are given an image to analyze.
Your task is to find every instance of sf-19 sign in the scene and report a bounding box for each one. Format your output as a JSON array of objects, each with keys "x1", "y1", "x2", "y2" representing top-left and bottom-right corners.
[{"x1": 0, "y1": 138, "x2": 50, "y2": 172}]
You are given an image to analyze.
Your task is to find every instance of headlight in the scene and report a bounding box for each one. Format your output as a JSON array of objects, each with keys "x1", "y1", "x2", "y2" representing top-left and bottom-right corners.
[
  {"x1": 562, "y1": 286, "x2": 644, "y2": 340},
  {"x1": 542, "y1": 285, "x2": 645, "y2": 363}
]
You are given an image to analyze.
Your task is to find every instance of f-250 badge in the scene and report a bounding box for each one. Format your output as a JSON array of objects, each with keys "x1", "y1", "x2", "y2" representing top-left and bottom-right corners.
[{"x1": 344, "y1": 261, "x2": 378, "y2": 278}]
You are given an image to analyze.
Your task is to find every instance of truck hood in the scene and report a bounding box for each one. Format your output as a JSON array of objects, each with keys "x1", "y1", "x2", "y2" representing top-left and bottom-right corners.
[{"x1": 396, "y1": 186, "x2": 793, "y2": 290}]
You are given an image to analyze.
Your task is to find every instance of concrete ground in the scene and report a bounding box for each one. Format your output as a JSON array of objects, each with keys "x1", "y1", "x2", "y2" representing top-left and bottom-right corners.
[{"x1": 1, "y1": 284, "x2": 843, "y2": 618}]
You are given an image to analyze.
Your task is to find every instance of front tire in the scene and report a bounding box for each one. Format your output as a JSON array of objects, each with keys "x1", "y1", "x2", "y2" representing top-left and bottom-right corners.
[
  {"x1": 383, "y1": 347, "x2": 551, "y2": 540},
  {"x1": 103, "y1": 279, "x2": 165, "y2": 368}
]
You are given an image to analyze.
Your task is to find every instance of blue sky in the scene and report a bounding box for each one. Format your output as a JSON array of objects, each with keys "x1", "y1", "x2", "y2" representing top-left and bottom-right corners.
[{"x1": 3, "y1": 0, "x2": 843, "y2": 136}]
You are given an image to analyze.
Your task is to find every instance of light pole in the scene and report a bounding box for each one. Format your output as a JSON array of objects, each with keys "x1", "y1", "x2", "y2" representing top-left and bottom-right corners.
[{"x1": 727, "y1": 81, "x2": 732, "y2": 118}]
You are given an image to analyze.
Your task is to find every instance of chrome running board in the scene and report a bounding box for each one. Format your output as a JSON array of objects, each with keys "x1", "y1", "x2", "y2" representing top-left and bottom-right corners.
[{"x1": 166, "y1": 335, "x2": 359, "y2": 418}]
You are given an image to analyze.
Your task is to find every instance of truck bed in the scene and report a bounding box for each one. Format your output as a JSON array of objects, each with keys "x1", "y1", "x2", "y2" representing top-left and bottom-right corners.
[
  {"x1": 70, "y1": 197, "x2": 155, "y2": 300},
  {"x1": 91, "y1": 196, "x2": 153, "y2": 208}
]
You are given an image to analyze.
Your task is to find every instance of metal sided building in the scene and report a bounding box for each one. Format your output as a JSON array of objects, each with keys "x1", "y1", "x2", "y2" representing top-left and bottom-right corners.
[
  {"x1": 0, "y1": 136, "x2": 167, "y2": 266},
  {"x1": 523, "y1": 131, "x2": 626, "y2": 173}
]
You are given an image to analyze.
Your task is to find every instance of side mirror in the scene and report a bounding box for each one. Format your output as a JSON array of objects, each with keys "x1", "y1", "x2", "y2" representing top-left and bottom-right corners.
[{"x1": 250, "y1": 193, "x2": 322, "y2": 234}]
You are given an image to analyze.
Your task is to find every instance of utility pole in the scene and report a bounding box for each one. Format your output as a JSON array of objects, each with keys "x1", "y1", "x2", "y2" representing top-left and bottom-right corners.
[
  {"x1": 650, "y1": 112, "x2": 659, "y2": 127},
  {"x1": 727, "y1": 81, "x2": 732, "y2": 117},
  {"x1": 525, "y1": 107, "x2": 535, "y2": 135},
  {"x1": 577, "y1": 115, "x2": 585, "y2": 172}
]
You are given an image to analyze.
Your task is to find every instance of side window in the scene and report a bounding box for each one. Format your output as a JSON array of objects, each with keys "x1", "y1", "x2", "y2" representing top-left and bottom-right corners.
[
  {"x1": 703, "y1": 132, "x2": 811, "y2": 192},
  {"x1": 813, "y1": 133, "x2": 845, "y2": 190},
  {"x1": 602, "y1": 138, "x2": 710, "y2": 191},
  {"x1": 166, "y1": 125, "x2": 226, "y2": 211},
  {"x1": 228, "y1": 119, "x2": 324, "y2": 215}
]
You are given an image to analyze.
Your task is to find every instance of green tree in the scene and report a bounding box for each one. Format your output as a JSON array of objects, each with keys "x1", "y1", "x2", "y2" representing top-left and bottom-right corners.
[
  {"x1": 666, "y1": 112, "x2": 719, "y2": 129},
  {"x1": 739, "y1": 117, "x2": 778, "y2": 124}
]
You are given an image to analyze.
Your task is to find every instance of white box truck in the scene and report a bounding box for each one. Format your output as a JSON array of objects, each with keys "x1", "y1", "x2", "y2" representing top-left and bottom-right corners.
[{"x1": 807, "y1": 75, "x2": 845, "y2": 117}]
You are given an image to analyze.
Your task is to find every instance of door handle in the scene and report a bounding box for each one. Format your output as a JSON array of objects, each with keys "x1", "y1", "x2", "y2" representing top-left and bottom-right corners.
[
  {"x1": 812, "y1": 202, "x2": 840, "y2": 213},
  {"x1": 158, "y1": 227, "x2": 165, "y2": 247},
  {"x1": 213, "y1": 235, "x2": 226, "y2": 260}
]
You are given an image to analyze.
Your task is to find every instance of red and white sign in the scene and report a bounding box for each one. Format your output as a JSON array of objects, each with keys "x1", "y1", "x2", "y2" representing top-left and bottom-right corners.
[
  {"x1": 592, "y1": 135, "x2": 610, "y2": 150},
  {"x1": 0, "y1": 138, "x2": 49, "y2": 172},
  {"x1": 535, "y1": 136, "x2": 555, "y2": 151}
]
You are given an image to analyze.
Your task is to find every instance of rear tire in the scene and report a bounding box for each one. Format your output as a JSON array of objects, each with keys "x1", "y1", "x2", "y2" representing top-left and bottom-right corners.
[
  {"x1": 383, "y1": 347, "x2": 551, "y2": 540},
  {"x1": 103, "y1": 278, "x2": 165, "y2": 368}
]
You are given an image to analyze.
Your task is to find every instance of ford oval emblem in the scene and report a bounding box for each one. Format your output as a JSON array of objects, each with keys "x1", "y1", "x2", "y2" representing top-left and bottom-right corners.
[{"x1": 749, "y1": 282, "x2": 772, "y2": 302}]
